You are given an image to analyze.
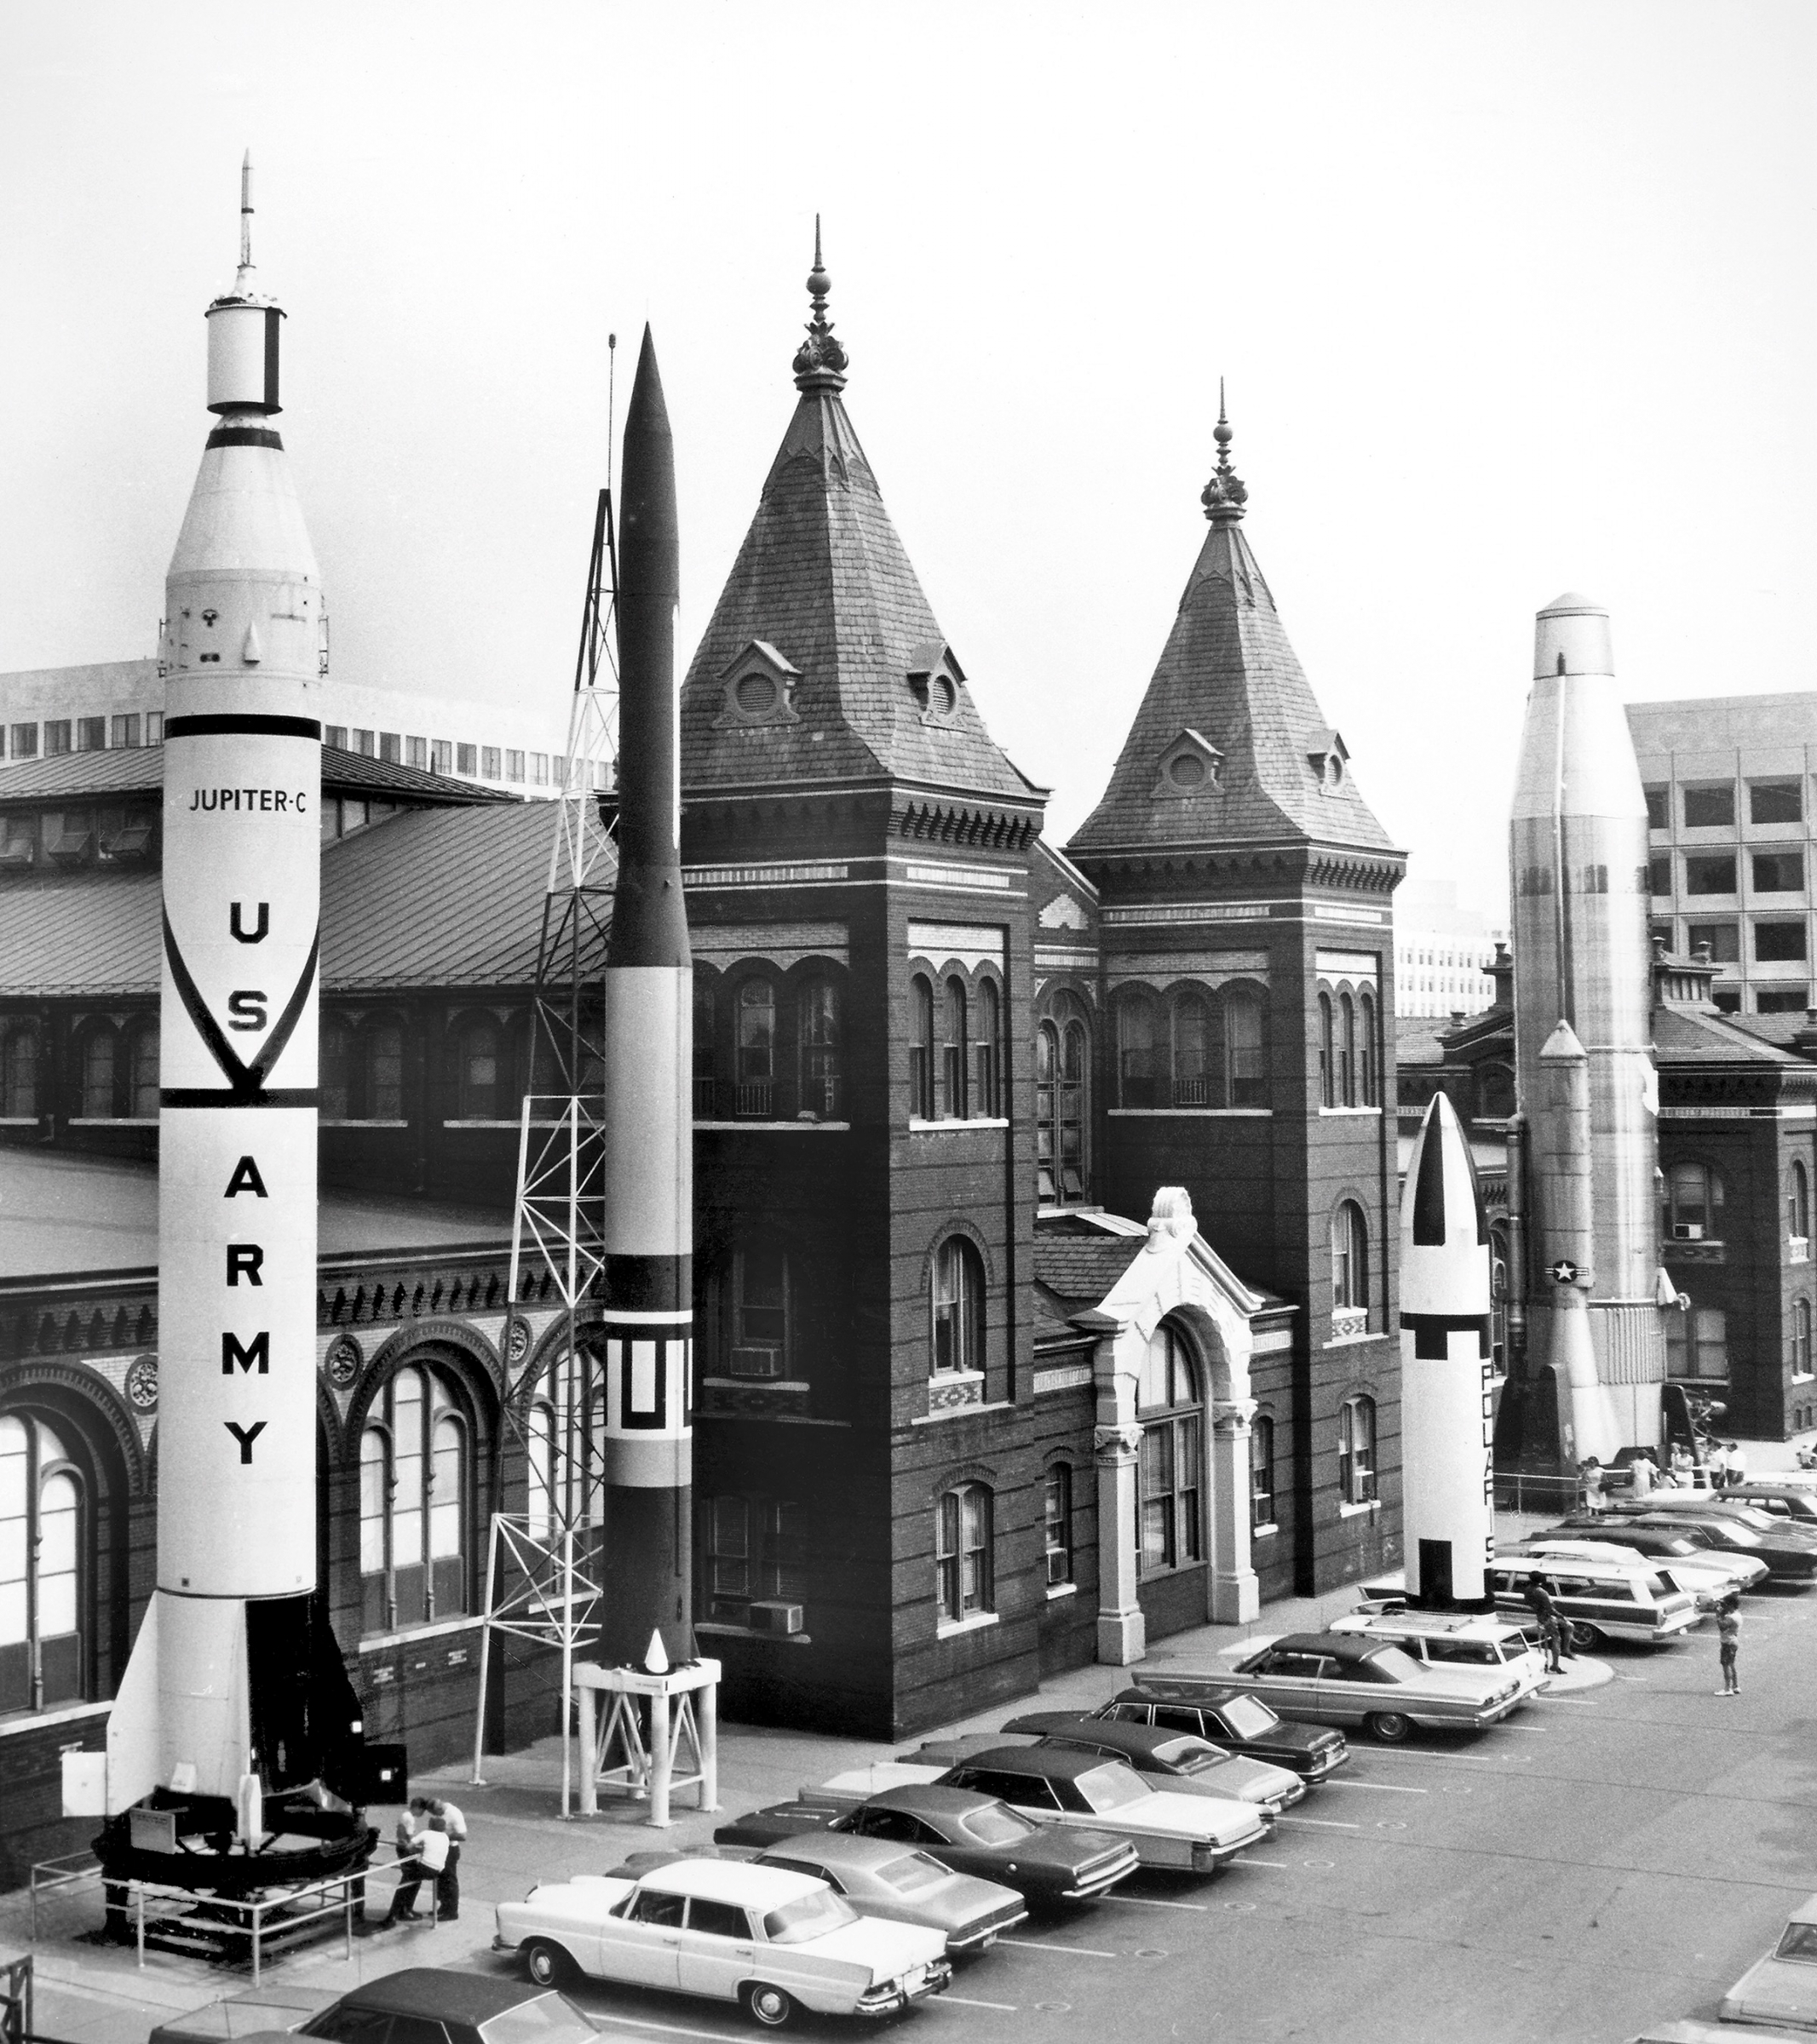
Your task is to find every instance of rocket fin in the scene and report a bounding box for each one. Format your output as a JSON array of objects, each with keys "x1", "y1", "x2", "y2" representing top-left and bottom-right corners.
[
  {"x1": 158, "y1": 1593, "x2": 253, "y2": 1800},
  {"x1": 105, "y1": 1596, "x2": 163, "y2": 1814},
  {"x1": 241, "y1": 621, "x2": 262, "y2": 664}
]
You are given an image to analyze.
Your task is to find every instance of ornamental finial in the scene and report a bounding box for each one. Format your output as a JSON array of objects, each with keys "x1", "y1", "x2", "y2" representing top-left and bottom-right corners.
[
  {"x1": 1200, "y1": 378, "x2": 1248, "y2": 520},
  {"x1": 793, "y1": 214, "x2": 850, "y2": 390}
]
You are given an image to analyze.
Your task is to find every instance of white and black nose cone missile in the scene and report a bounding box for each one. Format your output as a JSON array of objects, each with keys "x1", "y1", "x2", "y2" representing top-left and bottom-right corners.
[
  {"x1": 598, "y1": 326, "x2": 694, "y2": 1672},
  {"x1": 1400, "y1": 1092, "x2": 1497, "y2": 1611},
  {"x1": 101, "y1": 163, "x2": 364, "y2": 1869}
]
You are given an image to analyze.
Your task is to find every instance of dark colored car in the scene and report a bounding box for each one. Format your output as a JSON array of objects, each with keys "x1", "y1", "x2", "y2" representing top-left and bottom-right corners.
[
  {"x1": 715, "y1": 1783, "x2": 1139, "y2": 1908},
  {"x1": 1618, "y1": 1507, "x2": 1817, "y2": 1582},
  {"x1": 1093, "y1": 1686, "x2": 1350, "y2": 1781},
  {"x1": 1693, "y1": 1483, "x2": 1817, "y2": 1527},
  {"x1": 992, "y1": 1712, "x2": 1304, "y2": 1815},
  {"x1": 154, "y1": 1972, "x2": 603, "y2": 2044}
]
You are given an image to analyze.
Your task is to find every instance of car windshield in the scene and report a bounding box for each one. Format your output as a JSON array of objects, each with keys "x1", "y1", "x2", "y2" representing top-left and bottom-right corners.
[
  {"x1": 1215, "y1": 1696, "x2": 1280, "y2": 1737},
  {"x1": 762, "y1": 1889, "x2": 860, "y2": 1944},
  {"x1": 1722, "y1": 1506, "x2": 1781, "y2": 1532},
  {"x1": 876, "y1": 1853, "x2": 949, "y2": 1895},
  {"x1": 481, "y1": 1998, "x2": 600, "y2": 2044},
  {"x1": 1072, "y1": 1763, "x2": 1153, "y2": 1813},
  {"x1": 1159, "y1": 1738, "x2": 1230, "y2": 1772},
  {"x1": 1777, "y1": 1924, "x2": 1817, "y2": 1964},
  {"x1": 963, "y1": 1802, "x2": 1038, "y2": 1846}
]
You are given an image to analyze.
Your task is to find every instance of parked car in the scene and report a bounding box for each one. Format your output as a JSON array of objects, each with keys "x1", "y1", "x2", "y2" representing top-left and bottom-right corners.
[
  {"x1": 991, "y1": 1712, "x2": 1306, "y2": 1815},
  {"x1": 1540, "y1": 1521, "x2": 1770, "y2": 1597},
  {"x1": 1481, "y1": 1558, "x2": 1705, "y2": 1647},
  {"x1": 1106, "y1": 1685, "x2": 1351, "y2": 1780},
  {"x1": 609, "y1": 1840, "x2": 1026, "y2": 1957},
  {"x1": 714, "y1": 1783, "x2": 1140, "y2": 1908},
  {"x1": 1326, "y1": 1610, "x2": 1549, "y2": 1696},
  {"x1": 1609, "y1": 1493, "x2": 1817, "y2": 1546},
  {"x1": 1210, "y1": 1631, "x2": 1527, "y2": 1742},
  {"x1": 495, "y1": 1859, "x2": 951, "y2": 2029},
  {"x1": 155, "y1": 1973, "x2": 607, "y2": 2044},
  {"x1": 1703, "y1": 1483, "x2": 1817, "y2": 1527},
  {"x1": 1619, "y1": 1507, "x2": 1817, "y2": 1584},
  {"x1": 1720, "y1": 1891, "x2": 1817, "y2": 2030},
  {"x1": 931, "y1": 1743, "x2": 1271, "y2": 1872}
]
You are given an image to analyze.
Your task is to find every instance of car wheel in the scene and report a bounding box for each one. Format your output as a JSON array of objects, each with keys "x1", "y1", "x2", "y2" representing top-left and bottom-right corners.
[
  {"x1": 1364, "y1": 1712, "x2": 1412, "y2": 1745},
  {"x1": 742, "y1": 1984, "x2": 799, "y2": 2030},
  {"x1": 1571, "y1": 1622, "x2": 1604, "y2": 1651},
  {"x1": 523, "y1": 1939, "x2": 572, "y2": 1988}
]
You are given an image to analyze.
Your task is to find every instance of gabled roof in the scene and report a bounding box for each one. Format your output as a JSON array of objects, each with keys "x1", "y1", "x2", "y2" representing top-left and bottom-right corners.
[
  {"x1": 1653, "y1": 1006, "x2": 1809, "y2": 1066},
  {"x1": 1068, "y1": 423, "x2": 1395, "y2": 860},
  {"x1": 679, "y1": 254, "x2": 1038, "y2": 807},
  {"x1": 0, "y1": 743, "x2": 515, "y2": 809}
]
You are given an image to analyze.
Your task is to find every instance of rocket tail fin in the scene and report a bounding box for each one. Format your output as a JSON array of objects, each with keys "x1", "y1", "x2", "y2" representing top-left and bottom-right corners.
[{"x1": 102, "y1": 1597, "x2": 162, "y2": 1815}]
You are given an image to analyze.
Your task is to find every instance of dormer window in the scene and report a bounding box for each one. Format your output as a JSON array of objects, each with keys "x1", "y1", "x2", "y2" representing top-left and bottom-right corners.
[
  {"x1": 906, "y1": 640, "x2": 964, "y2": 724},
  {"x1": 1153, "y1": 728, "x2": 1222, "y2": 800},
  {"x1": 1307, "y1": 726, "x2": 1349, "y2": 790},
  {"x1": 716, "y1": 640, "x2": 802, "y2": 730}
]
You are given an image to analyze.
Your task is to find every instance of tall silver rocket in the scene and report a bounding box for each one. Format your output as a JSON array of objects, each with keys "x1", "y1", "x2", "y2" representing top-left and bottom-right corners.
[
  {"x1": 100, "y1": 161, "x2": 365, "y2": 1875},
  {"x1": 597, "y1": 328, "x2": 694, "y2": 1671},
  {"x1": 1509, "y1": 594, "x2": 1665, "y2": 1463}
]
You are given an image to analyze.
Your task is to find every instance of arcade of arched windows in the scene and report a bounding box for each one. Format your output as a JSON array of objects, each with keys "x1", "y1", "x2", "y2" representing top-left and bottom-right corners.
[
  {"x1": 1036, "y1": 990, "x2": 1091, "y2": 1206},
  {"x1": 693, "y1": 960, "x2": 850, "y2": 1124},
  {"x1": 1314, "y1": 979, "x2": 1379, "y2": 1112},
  {"x1": 1111, "y1": 980, "x2": 1269, "y2": 1112},
  {"x1": 906, "y1": 960, "x2": 1005, "y2": 1125}
]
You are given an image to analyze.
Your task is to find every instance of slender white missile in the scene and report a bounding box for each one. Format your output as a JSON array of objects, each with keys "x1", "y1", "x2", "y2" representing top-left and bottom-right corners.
[
  {"x1": 1509, "y1": 594, "x2": 1665, "y2": 1461},
  {"x1": 1400, "y1": 1092, "x2": 1497, "y2": 1611},
  {"x1": 598, "y1": 327, "x2": 694, "y2": 1671},
  {"x1": 101, "y1": 164, "x2": 365, "y2": 1878}
]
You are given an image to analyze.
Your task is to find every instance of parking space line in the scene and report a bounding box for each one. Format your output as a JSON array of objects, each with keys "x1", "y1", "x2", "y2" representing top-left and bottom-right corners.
[
  {"x1": 1108, "y1": 1895, "x2": 1209, "y2": 1910},
  {"x1": 998, "y1": 1936, "x2": 1119, "y2": 1957},
  {"x1": 943, "y1": 1997, "x2": 1021, "y2": 2012},
  {"x1": 1326, "y1": 1778, "x2": 1428, "y2": 1794},
  {"x1": 1280, "y1": 1816, "x2": 1360, "y2": 1829},
  {"x1": 1233, "y1": 1856, "x2": 1291, "y2": 1869}
]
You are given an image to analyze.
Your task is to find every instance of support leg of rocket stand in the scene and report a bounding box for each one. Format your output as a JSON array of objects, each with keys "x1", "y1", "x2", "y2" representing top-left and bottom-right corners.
[
  {"x1": 648, "y1": 1691, "x2": 673, "y2": 1829},
  {"x1": 577, "y1": 1684, "x2": 598, "y2": 1817},
  {"x1": 699, "y1": 1679, "x2": 719, "y2": 1813},
  {"x1": 470, "y1": 1513, "x2": 502, "y2": 1786}
]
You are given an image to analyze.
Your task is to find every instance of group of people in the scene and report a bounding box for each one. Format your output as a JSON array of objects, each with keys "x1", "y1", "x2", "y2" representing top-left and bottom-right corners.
[
  {"x1": 372, "y1": 1794, "x2": 467, "y2": 1926},
  {"x1": 1524, "y1": 1568, "x2": 1743, "y2": 1693},
  {"x1": 1576, "y1": 1439, "x2": 1751, "y2": 1512}
]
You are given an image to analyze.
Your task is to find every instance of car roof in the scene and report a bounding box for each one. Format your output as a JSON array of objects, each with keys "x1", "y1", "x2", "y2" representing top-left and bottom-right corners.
[
  {"x1": 1788, "y1": 1892, "x2": 1817, "y2": 1927},
  {"x1": 1032, "y1": 1716, "x2": 1186, "y2": 1755},
  {"x1": 338, "y1": 1974, "x2": 559, "y2": 2022},
  {"x1": 948, "y1": 1743, "x2": 1118, "y2": 1781},
  {"x1": 1332, "y1": 1611, "x2": 1527, "y2": 1641},
  {"x1": 1260, "y1": 1632, "x2": 1383, "y2": 1663},
  {"x1": 760, "y1": 1833, "x2": 942, "y2": 1873},
  {"x1": 1122, "y1": 1681, "x2": 1243, "y2": 1706},
  {"x1": 868, "y1": 1783, "x2": 1005, "y2": 1817},
  {"x1": 635, "y1": 1859, "x2": 822, "y2": 1908}
]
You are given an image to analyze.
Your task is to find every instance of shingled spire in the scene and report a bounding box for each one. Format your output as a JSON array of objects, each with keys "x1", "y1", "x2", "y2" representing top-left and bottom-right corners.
[
  {"x1": 680, "y1": 228, "x2": 1037, "y2": 804},
  {"x1": 1068, "y1": 396, "x2": 1393, "y2": 858}
]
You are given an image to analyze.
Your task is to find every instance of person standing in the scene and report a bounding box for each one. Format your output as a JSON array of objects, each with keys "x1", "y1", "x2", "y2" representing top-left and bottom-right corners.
[
  {"x1": 1726, "y1": 1442, "x2": 1748, "y2": 1490},
  {"x1": 1580, "y1": 1458, "x2": 1605, "y2": 1515},
  {"x1": 1705, "y1": 1439, "x2": 1729, "y2": 1490},
  {"x1": 1716, "y1": 1595, "x2": 1742, "y2": 1696},
  {"x1": 1630, "y1": 1451, "x2": 1654, "y2": 1500},
  {"x1": 1524, "y1": 1572, "x2": 1565, "y2": 1676},
  {"x1": 382, "y1": 1798, "x2": 443, "y2": 1926},
  {"x1": 430, "y1": 1797, "x2": 467, "y2": 1922}
]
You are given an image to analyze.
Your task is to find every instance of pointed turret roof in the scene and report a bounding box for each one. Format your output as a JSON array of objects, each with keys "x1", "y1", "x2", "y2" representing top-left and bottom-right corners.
[
  {"x1": 1068, "y1": 398, "x2": 1394, "y2": 859},
  {"x1": 680, "y1": 228, "x2": 1038, "y2": 804}
]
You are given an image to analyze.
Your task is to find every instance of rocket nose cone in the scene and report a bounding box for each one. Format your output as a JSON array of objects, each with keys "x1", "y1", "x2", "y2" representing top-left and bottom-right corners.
[
  {"x1": 1405, "y1": 1090, "x2": 1490, "y2": 1252},
  {"x1": 1538, "y1": 591, "x2": 1607, "y2": 618},
  {"x1": 626, "y1": 324, "x2": 672, "y2": 440}
]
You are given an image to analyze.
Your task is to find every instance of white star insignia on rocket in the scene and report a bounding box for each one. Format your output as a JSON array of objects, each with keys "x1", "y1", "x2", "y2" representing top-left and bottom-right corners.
[{"x1": 1550, "y1": 1260, "x2": 1578, "y2": 1283}]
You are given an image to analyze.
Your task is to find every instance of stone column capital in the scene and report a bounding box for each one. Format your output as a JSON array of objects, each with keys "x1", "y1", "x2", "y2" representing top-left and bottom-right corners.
[{"x1": 1094, "y1": 1422, "x2": 1144, "y2": 1465}]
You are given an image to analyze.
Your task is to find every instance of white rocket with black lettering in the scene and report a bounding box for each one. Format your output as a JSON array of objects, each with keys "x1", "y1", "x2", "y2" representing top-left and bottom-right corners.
[
  {"x1": 103, "y1": 162, "x2": 355, "y2": 1832},
  {"x1": 1399, "y1": 1092, "x2": 1497, "y2": 1611}
]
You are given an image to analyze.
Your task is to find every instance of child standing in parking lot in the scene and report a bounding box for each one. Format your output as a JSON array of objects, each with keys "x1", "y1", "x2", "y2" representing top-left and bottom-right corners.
[{"x1": 1716, "y1": 1595, "x2": 1742, "y2": 1696}]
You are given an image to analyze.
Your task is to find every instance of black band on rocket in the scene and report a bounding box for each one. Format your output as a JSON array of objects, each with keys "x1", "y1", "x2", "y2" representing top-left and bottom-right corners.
[
  {"x1": 160, "y1": 1088, "x2": 318, "y2": 1109},
  {"x1": 204, "y1": 425, "x2": 286, "y2": 451},
  {"x1": 1400, "y1": 1311, "x2": 1492, "y2": 1360},
  {"x1": 165, "y1": 713, "x2": 322, "y2": 740},
  {"x1": 601, "y1": 1253, "x2": 693, "y2": 1312}
]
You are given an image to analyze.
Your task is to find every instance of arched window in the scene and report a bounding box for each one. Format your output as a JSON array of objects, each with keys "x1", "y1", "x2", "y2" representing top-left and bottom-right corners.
[
  {"x1": 1338, "y1": 992, "x2": 1356, "y2": 1107},
  {"x1": 1317, "y1": 993, "x2": 1334, "y2": 1109},
  {"x1": 321, "y1": 1019, "x2": 352, "y2": 1121},
  {"x1": 80, "y1": 1027, "x2": 115, "y2": 1118},
  {"x1": 1338, "y1": 1394, "x2": 1377, "y2": 1505},
  {"x1": 526, "y1": 1398, "x2": 557, "y2": 1542},
  {"x1": 1044, "y1": 1464, "x2": 1073, "y2": 1586},
  {"x1": 1172, "y1": 990, "x2": 1214, "y2": 1107},
  {"x1": 693, "y1": 979, "x2": 717, "y2": 1117},
  {"x1": 1118, "y1": 990, "x2": 1159, "y2": 1108},
  {"x1": 942, "y1": 977, "x2": 968, "y2": 1119},
  {"x1": 457, "y1": 1018, "x2": 499, "y2": 1120},
  {"x1": 1250, "y1": 1415, "x2": 1275, "y2": 1532},
  {"x1": 930, "y1": 1235, "x2": 985, "y2": 1375},
  {"x1": 1137, "y1": 1324, "x2": 1204, "y2": 1575},
  {"x1": 1225, "y1": 986, "x2": 1268, "y2": 1107},
  {"x1": 3, "y1": 1027, "x2": 39, "y2": 1119},
  {"x1": 129, "y1": 1026, "x2": 158, "y2": 1119},
  {"x1": 1664, "y1": 1163, "x2": 1724, "y2": 1242},
  {"x1": 935, "y1": 1482, "x2": 992, "y2": 1626},
  {"x1": 1476, "y1": 1059, "x2": 1515, "y2": 1122},
  {"x1": 1036, "y1": 1025, "x2": 1058, "y2": 1199},
  {"x1": 1331, "y1": 1200, "x2": 1369, "y2": 1334},
  {"x1": 909, "y1": 974, "x2": 936, "y2": 1121},
  {"x1": 972, "y1": 979, "x2": 1001, "y2": 1118},
  {"x1": 1061, "y1": 1017, "x2": 1089, "y2": 1197},
  {"x1": 0, "y1": 1413, "x2": 85, "y2": 1714},
  {"x1": 358, "y1": 1363, "x2": 470, "y2": 1635},
  {"x1": 1360, "y1": 990, "x2": 1378, "y2": 1107},
  {"x1": 799, "y1": 977, "x2": 842, "y2": 1119},
  {"x1": 1791, "y1": 1162, "x2": 1810, "y2": 1243},
  {"x1": 1038, "y1": 1005, "x2": 1090, "y2": 1203},
  {"x1": 736, "y1": 979, "x2": 776, "y2": 1117},
  {"x1": 1793, "y1": 1300, "x2": 1813, "y2": 1380}
]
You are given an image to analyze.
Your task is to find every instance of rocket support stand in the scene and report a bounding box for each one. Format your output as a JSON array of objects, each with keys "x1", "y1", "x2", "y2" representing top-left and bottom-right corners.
[{"x1": 573, "y1": 1660, "x2": 721, "y2": 1828}]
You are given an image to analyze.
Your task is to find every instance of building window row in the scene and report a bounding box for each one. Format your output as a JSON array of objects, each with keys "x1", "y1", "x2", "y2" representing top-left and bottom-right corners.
[
  {"x1": 3, "y1": 715, "x2": 163, "y2": 762},
  {"x1": 1647, "y1": 780, "x2": 1806, "y2": 832},
  {"x1": 909, "y1": 970, "x2": 1003, "y2": 1122},
  {"x1": 1113, "y1": 984, "x2": 1268, "y2": 1111},
  {"x1": 319, "y1": 728, "x2": 578, "y2": 789},
  {"x1": 1659, "y1": 853, "x2": 1808, "y2": 902},
  {"x1": 1316, "y1": 985, "x2": 1380, "y2": 1108},
  {"x1": 359, "y1": 1363, "x2": 469, "y2": 1637},
  {"x1": 694, "y1": 969, "x2": 846, "y2": 1122}
]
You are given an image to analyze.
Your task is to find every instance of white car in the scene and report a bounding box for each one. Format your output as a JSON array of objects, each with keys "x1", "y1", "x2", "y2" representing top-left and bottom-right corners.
[
  {"x1": 1720, "y1": 1892, "x2": 1817, "y2": 2030},
  {"x1": 494, "y1": 1858, "x2": 952, "y2": 2030},
  {"x1": 1514, "y1": 1536, "x2": 1767, "y2": 1600}
]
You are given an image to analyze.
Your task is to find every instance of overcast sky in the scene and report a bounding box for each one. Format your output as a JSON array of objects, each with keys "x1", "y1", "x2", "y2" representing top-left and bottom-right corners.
[{"x1": 2, "y1": 2, "x2": 1811, "y2": 918}]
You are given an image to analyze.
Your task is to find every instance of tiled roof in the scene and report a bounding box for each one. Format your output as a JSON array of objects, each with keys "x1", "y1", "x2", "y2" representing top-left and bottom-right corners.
[
  {"x1": 680, "y1": 384, "x2": 1038, "y2": 804},
  {"x1": 0, "y1": 802, "x2": 613, "y2": 999},
  {"x1": 1396, "y1": 1016, "x2": 1446, "y2": 1065},
  {"x1": 1653, "y1": 1006, "x2": 1808, "y2": 1066},
  {"x1": 1068, "y1": 507, "x2": 1396, "y2": 858},
  {"x1": 0, "y1": 743, "x2": 515, "y2": 808},
  {"x1": 1032, "y1": 1232, "x2": 1143, "y2": 1307}
]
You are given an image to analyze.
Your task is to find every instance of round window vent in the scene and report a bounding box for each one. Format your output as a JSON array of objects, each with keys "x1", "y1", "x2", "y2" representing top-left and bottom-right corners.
[
  {"x1": 1169, "y1": 753, "x2": 1205, "y2": 789},
  {"x1": 931, "y1": 675, "x2": 957, "y2": 716},
  {"x1": 735, "y1": 672, "x2": 779, "y2": 715}
]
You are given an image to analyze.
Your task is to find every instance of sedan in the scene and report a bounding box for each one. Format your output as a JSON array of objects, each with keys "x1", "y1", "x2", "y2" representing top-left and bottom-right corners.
[
  {"x1": 1543, "y1": 1521, "x2": 1770, "y2": 1596},
  {"x1": 1721, "y1": 1891, "x2": 1817, "y2": 2030},
  {"x1": 612, "y1": 1840, "x2": 1026, "y2": 1956},
  {"x1": 1621, "y1": 1508, "x2": 1817, "y2": 1583},
  {"x1": 156, "y1": 1973, "x2": 606, "y2": 2044},
  {"x1": 932, "y1": 1743, "x2": 1270, "y2": 1872},
  {"x1": 1722, "y1": 1484, "x2": 1817, "y2": 1526},
  {"x1": 1214, "y1": 1632, "x2": 1527, "y2": 1743},
  {"x1": 1101, "y1": 1686, "x2": 1350, "y2": 1780},
  {"x1": 715, "y1": 1783, "x2": 1140, "y2": 1908},
  {"x1": 495, "y1": 1859, "x2": 950, "y2": 2030},
  {"x1": 992, "y1": 1712, "x2": 1305, "y2": 1815}
]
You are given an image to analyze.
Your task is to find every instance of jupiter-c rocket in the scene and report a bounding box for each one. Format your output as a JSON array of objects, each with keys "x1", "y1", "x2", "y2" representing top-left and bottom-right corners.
[
  {"x1": 96, "y1": 160, "x2": 369, "y2": 1890},
  {"x1": 597, "y1": 328, "x2": 695, "y2": 1672},
  {"x1": 1509, "y1": 594, "x2": 1668, "y2": 1465}
]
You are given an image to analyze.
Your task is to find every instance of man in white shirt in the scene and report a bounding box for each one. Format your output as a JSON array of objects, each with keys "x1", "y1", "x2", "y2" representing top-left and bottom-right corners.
[
  {"x1": 1725, "y1": 1442, "x2": 1748, "y2": 1490},
  {"x1": 430, "y1": 1798, "x2": 467, "y2": 1922}
]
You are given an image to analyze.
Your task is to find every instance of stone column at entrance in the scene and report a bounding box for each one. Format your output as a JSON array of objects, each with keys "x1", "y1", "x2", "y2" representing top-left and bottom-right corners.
[
  {"x1": 1210, "y1": 1399, "x2": 1261, "y2": 1623},
  {"x1": 1094, "y1": 1421, "x2": 1146, "y2": 1665}
]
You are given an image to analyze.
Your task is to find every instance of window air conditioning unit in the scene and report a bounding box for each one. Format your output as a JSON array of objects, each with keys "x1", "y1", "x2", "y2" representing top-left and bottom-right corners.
[
  {"x1": 1045, "y1": 1550, "x2": 1070, "y2": 1588},
  {"x1": 729, "y1": 1346, "x2": 784, "y2": 1380},
  {"x1": 1675, "y1": 1224, "x2": 1704, "y2": 1241},
  {"x1": 747, "y1": 1599, "x2": 804, "y2": 1635}
]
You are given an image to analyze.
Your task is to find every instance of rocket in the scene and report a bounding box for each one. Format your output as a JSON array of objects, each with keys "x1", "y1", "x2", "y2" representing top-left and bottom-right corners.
[
  {"x1": 597, "y1": 327, "x2": 694, "y2": 1671},
  {"x1": 1509, "y1": 593, "x2": 1665, "y2": 1463},
  {"x1": 98, "y1": 160, "x2": 365, "y2": 1874},
  {"x1": 1399, "y1": 1092, "x2": 1497, "y2": 1611}
]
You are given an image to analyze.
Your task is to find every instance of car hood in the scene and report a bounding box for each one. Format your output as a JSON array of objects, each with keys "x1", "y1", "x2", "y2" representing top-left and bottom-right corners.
[
  {"x1": 796, "y1": 1916, "x2": 950, "y2": 1977},
  {"x1": 1721, "y1": 1952, "x2": 1817, "y2": 2027},
  {"x1": 1191, "y1": 1753, "x2": 1301, "y2": 1800},
  {"x1": 1082, "y1": 1789, "x2": 1264, "y2": 1846}
]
